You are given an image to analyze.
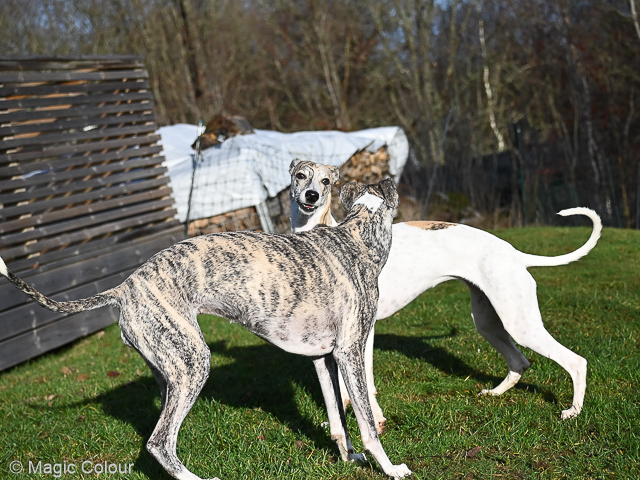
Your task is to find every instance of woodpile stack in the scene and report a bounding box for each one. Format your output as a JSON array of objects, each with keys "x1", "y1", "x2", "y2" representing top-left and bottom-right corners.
[
  {"x1": 187, "y1": 206, "x2": 262, "y2": 237},
  {"x1": 265, "y1": 189, "x2": 293, "y2": 234},
  {"x1": 187, "y1": 145, "x2": 392, "y2": 236}
]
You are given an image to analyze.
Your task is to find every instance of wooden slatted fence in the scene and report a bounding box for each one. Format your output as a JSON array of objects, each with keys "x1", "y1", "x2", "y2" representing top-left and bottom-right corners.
[{"x1": 0, "y1": 56, "x2": 185, "y2": 371}]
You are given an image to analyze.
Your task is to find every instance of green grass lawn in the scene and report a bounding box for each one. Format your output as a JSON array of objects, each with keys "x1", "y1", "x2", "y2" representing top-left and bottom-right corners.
[{"x1": 1, "y1": 226, "x2": 638, "y2": 479}]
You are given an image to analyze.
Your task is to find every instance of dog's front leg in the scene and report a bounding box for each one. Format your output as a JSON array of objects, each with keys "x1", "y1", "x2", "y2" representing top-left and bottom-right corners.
[
  {"x1": 312, "y1": 355, "x2": 366, "y2": 463},
  {"x1": 338, "y1": 326, "x2": 387, "y2": 434},
  {"x1": 335, "y1": 346, "x2": 412, "y2": 479}
]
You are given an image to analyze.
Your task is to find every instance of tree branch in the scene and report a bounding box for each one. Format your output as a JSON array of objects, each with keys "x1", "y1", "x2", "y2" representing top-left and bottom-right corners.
[
  {"x1": 631, "y1": 0, "x2": 640, "y2": 42},
  {"x1": 479, "y1": 16, "x2": 506, "y2": 151}
]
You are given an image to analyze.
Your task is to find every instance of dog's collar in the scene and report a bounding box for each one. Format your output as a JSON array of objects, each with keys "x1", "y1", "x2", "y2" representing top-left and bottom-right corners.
[{"x1": 353, "y1": 193, "x2": 383, "y2": 214}]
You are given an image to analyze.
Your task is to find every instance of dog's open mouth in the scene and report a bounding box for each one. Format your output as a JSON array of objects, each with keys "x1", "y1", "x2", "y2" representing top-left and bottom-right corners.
[{"x1": 299, "y1": 202, "x2": 318, "y2": 213}]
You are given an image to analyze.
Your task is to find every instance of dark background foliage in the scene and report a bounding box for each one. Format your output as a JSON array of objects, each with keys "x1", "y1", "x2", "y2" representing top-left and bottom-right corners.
[{"x1": 2, "y1": 0, "x2": 639, "y2": 227}]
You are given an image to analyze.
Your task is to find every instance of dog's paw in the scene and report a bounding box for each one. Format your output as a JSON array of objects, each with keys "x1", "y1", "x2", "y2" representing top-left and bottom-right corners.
[
  {"x1": 347, "y1": 452, "x2": 367, "y2": 464},
  {"x1": 478, "y1": 388, "x2": 499, "y2": 396},
  {"x1": 386, "y1": 463, "x2": 412, "y2": 478},
  {"x1": 376, "y1": 417, "x2": 388, "y2": 435},
  {"x1": 561, "y1": 405, "x2": 581, "y2": 420}
]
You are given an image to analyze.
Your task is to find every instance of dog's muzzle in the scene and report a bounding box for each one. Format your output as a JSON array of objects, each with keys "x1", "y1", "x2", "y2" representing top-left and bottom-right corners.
[{"x1": 299, "y1": 190, "x2": 320, "y2": 213}]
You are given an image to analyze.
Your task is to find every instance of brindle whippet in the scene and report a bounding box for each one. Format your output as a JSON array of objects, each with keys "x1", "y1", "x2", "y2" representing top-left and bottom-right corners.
[{"x1": 0, "y1": 180, "x2": 412, "y2": 480}]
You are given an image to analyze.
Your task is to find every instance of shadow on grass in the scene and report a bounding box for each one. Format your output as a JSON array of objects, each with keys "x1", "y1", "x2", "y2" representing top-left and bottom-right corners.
[
  {"x1": 374, "y1": 332, "x2": 552, "y2": 399},
  {"x1": 85, "y1": 340, "x2": 328, "y2": 479},
  {"x1": 72, "y1": 332, "x2": 555, "y2": 478}
]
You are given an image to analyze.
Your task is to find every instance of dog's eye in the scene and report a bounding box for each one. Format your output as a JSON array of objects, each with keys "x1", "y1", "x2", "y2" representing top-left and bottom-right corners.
[
  {"x1": 296, "y1": 173, "x2": 306, "y2": 180},
  {"x1": 321, "y1": 178, "x2": 330, "y2": 186}
]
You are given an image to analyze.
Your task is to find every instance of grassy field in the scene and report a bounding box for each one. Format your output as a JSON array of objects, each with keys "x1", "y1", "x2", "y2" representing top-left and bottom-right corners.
[{"x1": 1, "y1": 225, "x2": 638, "y2": 479}]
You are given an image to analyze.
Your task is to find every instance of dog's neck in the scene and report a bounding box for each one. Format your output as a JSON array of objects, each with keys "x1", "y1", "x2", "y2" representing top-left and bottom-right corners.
[
  {"x1": 335, "y1": 202, "x2": 394, "y2": 275},
  {"x1": 290, "y1": 193, "x2": 337, "y2": 233}
]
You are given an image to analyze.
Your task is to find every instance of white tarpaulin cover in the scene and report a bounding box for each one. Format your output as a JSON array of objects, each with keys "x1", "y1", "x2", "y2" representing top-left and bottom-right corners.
[{"x1": 158, "y1": 124, "x2": 409, "y2": 222}]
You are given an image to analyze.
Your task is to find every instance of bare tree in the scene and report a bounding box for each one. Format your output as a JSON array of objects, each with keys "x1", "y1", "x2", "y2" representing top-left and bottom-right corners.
[
  {"x1": 479, "y1": 14, "x2": 506, "y2": 151},
  {"x1": 1, "y1": 0, "x2": 638, "y2": 226},
  {"x1": 631, "y1": 0, "x2": 640, "y2": 41}
]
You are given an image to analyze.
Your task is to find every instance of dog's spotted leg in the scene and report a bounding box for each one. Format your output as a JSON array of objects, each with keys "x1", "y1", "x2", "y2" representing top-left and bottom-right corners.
[
  {"x1": 147, "y1": 361, "x2": 168, "y2": 410},
  {"x1": 468, "y1": 284, "x2": 531, "y2": 396},
  {"x1": 123, "y1": 311, "x2": 213, "y2": 480},
  {"x1": 313, "y1": 355, "x2": 366, "y2": 464}
]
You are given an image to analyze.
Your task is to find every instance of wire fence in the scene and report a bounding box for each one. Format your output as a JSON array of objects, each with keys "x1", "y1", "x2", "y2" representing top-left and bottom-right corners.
[
  {"x1": 158, "y1": 124, "x2": 409, "y2": 235},
  {"x1": 403, "y1": 133, "x2": 638, "y2": 229}
]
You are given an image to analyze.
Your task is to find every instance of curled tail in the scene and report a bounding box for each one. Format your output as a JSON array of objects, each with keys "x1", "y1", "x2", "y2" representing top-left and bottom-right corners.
[
  {"x1": 0, "y1": 257, "x2": 117, "y2": 313},
  {"x1": 521, "y1": 207, "x2": 602, "y2": 268}
]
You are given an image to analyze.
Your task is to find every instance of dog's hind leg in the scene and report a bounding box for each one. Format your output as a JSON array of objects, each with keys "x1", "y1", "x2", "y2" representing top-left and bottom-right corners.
[
  {"x1": 145, "y1": 362, "x2": 168, "y2": 410},
  {"x1": 123, "y1": 314, "x2": 214, "y2": 480},
  {"x1": 484, "y1": 275, "x2": 587, "y2": 419},
  {"x1": 467, "y1": 283, "x2": 531, "y2": 396},
  {"x1": 147, "y1": 340, "x2": 212, "y2": 479},
  {"x1": 507, "y1": 323, "x2": 586, "y2": 419},
  {"x1": 313, "y1": 355, "x2": 366, "y2": 464}
]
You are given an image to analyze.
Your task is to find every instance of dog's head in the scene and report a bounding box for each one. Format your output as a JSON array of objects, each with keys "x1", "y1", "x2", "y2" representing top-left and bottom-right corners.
[
  {"x1": 289, "y1": 158, "x2": 339, "y2": 216},
  {"x1": 339, "y1": 178, "x2": 399, "y2": 216}
]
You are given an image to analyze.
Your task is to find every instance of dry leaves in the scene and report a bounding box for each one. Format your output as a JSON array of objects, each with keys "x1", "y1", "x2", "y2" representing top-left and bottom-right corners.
[{"x1": 464, "y1": 446, "x2": 482, "y2": 459}]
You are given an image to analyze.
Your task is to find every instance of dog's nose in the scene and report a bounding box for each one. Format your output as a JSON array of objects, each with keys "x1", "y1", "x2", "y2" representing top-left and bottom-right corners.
[{"x1": 305, "y1": 190, "x2": 319, "y2": 203}]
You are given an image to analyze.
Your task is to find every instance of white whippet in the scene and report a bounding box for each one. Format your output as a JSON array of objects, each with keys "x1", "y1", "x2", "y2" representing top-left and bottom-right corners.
[{"x1": 289, "y1": 159, "x2": 602, "y2": 429}]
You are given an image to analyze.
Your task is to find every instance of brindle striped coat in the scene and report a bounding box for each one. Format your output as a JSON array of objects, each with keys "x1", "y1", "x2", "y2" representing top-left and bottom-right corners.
[{"x1": 0, "y1": 179, "x2": 412, "y2": 480}]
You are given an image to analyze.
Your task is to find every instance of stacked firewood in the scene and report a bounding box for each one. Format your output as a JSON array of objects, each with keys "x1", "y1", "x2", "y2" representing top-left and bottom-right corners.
[
  {"x1": 187, "y1": 206, "x2": 262, "y2": 237},
  {"x1": 186, "y1": 144, "x2": 392, "y2": 236},
  {"x1": 266, "y1": 189, "x2": 293, "y2": 234}
]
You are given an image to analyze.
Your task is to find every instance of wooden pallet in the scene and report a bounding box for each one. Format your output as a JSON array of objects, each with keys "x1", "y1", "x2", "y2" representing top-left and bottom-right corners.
[{"x1": 0, "y1": 56, "x2": 185, "y2": 371}]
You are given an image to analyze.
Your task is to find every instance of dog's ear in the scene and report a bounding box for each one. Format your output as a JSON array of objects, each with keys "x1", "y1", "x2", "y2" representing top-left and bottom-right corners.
[
  {"x1": 340, "y1": 182, "x2": 364, "y2": 211},
  {"x1": 378, "y1": 178, "x2": 399, "y2": 209},
  {"x1": 330, "y1": 166, "x2": 340, "y2": 184},
  {"x1": 289, "y1": 158, "x2": 304, "y2": 175}
]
